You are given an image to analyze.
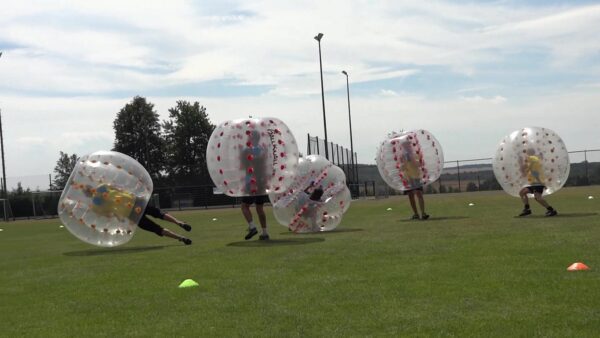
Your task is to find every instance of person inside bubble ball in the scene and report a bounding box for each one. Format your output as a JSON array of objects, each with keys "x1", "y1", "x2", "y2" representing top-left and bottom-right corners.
[
  {"x1": 82, "y1": 184, "x2": 193, "y2": 244},
  {"x1": 292, "y1": 181, "x2": 325, "y2": 232},
  {"x1": 517, "y1": 148, "x2": 557, "y2": 217},
  {"x1": 400, "y1": 140, "x2": 429, "y2": 220},
  {"x1": 240, "y1": 130, "x2": 271, "y2": 240}
]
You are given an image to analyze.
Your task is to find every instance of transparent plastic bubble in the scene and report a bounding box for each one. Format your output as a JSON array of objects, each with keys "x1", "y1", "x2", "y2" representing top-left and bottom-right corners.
[
  {"x1": 269, "y1": 155, "x2": 351, "y2": 233},
  {"x1": 376, "y1": 129, "x2": 444, "y2": 191},
  {"x1": 493, "y1": 127, "x2": 570, "y2": 197},
  {"x1": 57, "y1": 151, "x2": 153, "y2": 247},
  {"x1": 207, "y1": 117, "x2": 299, "y2": 197}
]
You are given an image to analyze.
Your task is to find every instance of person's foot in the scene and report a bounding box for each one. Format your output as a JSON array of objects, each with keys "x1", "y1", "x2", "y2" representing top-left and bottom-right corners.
[
  {"x1": 545, "y1": 209, "x2": 558, "y2": 217},
  {"x1": 411, "y1": 214, "x2": 420, "y2": 220},
  {"x1": 178, "y1": 222, "x2": 192, "y2": 232},
  {"x1": 259, "y1": 234, "x2": 270, "y2": 240},
  {"x1": 245, "y1": 227, "x2": 258, "y2": 240},
  {"x1": 180, "y1": 237, "x2": 192, "y2": 245},
  {"x1": 519, "y1": 209, "x2": 532, "y2": 217},
  {"x1": 421, "y1": 214, "x2": 430, "y2": 220}
]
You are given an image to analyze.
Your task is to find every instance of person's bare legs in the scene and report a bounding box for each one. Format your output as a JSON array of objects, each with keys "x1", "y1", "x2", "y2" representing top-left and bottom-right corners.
[
  {"x1": 242, "y1": 203, "x2": 259, "y2": 240},
  {"x1": 256, "y1": 204, "x2": 269, "y2": 239},
  {"x1": 163, "y1": 212, "x2": 191, "y2": 231},
  {"x1": 416, "y1": 190, "x2": 428, "y2": 219},
  {"x1": 407, "y1": 191, "x2": 419, "y2": 218},
  {"x1": 161, "y1": 228, "x2": 192, "y2": 245},
  {"x1": 518, "y1": 188, "x2": 532, "y2": 216},
  {"x1": 241, "y1": 203, "x2": 253, "y2": 223},
  {"x1": 533, "y1": 192, "x2": 550, "y2": 208},
  {"x1": 519, "y1": 188, "x2": 530, "y2": 207}
]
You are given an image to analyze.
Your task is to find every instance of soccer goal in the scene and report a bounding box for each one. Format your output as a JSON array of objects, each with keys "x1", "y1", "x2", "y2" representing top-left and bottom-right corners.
[{"x1": 31, "y1": 190, "x2": 62, "y2": 219}]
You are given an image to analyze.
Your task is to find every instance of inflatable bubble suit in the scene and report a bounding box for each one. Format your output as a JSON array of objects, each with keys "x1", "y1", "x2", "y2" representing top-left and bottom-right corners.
[
  {"x1": 269, "y1": 155, "x2": 351, "y2": 233},
  {"x1": 58, "y1": 151, "x2": 153, "y2": 247},
  {"x1": 492, "y1": 127, "x2": 570, "y2": 197},
  {"x1": 376, "y1": 129, "x2": 444, "y2": 191},
  {"x1": 207, "y1": 117, "x2": 299, "y2": 196}
]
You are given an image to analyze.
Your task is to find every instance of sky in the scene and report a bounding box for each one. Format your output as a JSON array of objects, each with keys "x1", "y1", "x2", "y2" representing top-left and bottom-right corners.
[{"x1": 0, "y1": 0, "x2": 599, "y2": 189}]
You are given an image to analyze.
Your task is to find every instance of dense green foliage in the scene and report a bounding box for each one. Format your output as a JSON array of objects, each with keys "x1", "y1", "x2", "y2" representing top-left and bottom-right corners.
[
  {"x1": 51, "y1": 151, "x2": 78, "y2": 190},
  {"x1": 163, "y1": 101, "x2": 215, "y2": 184},
  {"x1": 113, "y1": 96, "x2": 166, "y2": 180}
]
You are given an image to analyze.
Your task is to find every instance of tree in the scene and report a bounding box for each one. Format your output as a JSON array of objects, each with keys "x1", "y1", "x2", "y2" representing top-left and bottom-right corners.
[
  {"x1": 162, "y1": 101, "x2": 215, "y2": 183},
  {"x1": 113, "y1": 96, "x2": 165, "y2": 180},
  {"x1": 52, "y1": 151, "x2": 78, "y2": 190}
]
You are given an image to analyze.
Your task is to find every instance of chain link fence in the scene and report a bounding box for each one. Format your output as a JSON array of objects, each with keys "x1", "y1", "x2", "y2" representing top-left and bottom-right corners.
[
  {"x1": 306, "y1": 134, "x2": 360, "y2": 197},
  {"x1": 2, "y1": 149, "x2": 599, "y2": 220}
]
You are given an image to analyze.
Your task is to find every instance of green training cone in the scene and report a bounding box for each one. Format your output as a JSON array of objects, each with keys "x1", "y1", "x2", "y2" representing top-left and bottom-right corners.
[{"x1": 178, "y1": 279, "x2": 199, "y2": 288}]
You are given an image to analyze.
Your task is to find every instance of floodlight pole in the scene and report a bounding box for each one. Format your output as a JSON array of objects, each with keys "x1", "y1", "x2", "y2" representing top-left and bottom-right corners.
[
  {"x1": 341, "y1": 70, "x2": 357, "y2": 183},
  {"x1": 0, "y1": 52, "x2": 6, "y2": 198},
  {"x1": 314, "y1": 33, "x2": 329, "y2": 160}
]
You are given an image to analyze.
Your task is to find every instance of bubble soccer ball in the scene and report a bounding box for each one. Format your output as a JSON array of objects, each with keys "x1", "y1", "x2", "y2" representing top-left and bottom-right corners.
[
  {"x1": 269, "y1": 155, "x2": 351, "y2": 233},
  {"x1": 57, "y1": 151, "x2": 153, "y2": 247},
  {"x1": 493, "y1": 127, "x2": 570, "y2": 197},
  {"x1": 376, "y1": 129, "x2": 444, "y2": 191},
  {"x1": 207, "y1": 117, "x2": 299, "y2": 197}
]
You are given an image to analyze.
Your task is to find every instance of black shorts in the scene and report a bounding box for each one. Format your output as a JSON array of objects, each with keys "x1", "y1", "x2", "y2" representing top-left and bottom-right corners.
[
  {"x1": 242, "y1": 195, "x2": 269, "y2": 205},
  {"x1": 137, "y1": 206, "x2": 166, "y2": 236},
  {"x1": 525, "y1": 186, "x2": 546, "y2": 194},
  {"x1": 403, "y1": 187, "x2": 424, "y2": 195}
]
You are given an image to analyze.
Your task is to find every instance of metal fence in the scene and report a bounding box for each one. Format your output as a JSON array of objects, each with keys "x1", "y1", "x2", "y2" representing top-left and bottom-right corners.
[
  {"x1": 2, "y1": 148, "x2": 599, "y2": 220},
  {"x1": 307, "y1": 134, "x2": 360, "y2": 198},
  {"x1": 431, "y1": 148, "x2": 600, "y2": 193}
]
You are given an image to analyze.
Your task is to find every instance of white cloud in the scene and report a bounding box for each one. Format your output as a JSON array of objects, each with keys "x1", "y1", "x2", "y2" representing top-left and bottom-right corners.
[
  {"x1": 379, "y1": 89, "x2": 399, "y2": 97},
  {"x1": 460, "y1": 95, "x2": 507, "y2": 104},
  {"x1": 0, "y1": 0, "x2": 599, "y2": 188}
]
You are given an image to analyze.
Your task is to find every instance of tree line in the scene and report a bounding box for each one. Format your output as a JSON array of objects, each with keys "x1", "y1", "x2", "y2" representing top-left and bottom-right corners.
[{"x1": 52, "y1": 96, "x2": 215, "y2": 190}]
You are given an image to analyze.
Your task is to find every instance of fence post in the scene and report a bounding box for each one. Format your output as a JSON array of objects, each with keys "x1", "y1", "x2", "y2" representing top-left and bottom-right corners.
[
  {"x1": 456, "y1": 160, "x2": 461, "y2": 192},
  {"x1": 584, "y1": 150, "x2": 589, "y2": 185},
  {"x1": 316, "y1": 136, "x2": 320, "y2": 155},
  {"x1": 307, "y1": 134, "x2": 311, "y2": 155},
  {"x1": 354, "y1": 152, "x2": 359, "y2": 184}
]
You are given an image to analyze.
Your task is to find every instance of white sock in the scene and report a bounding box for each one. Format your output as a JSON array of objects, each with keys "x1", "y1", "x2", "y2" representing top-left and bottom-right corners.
[
  {"x1": 261, "y1": 228, "x2": 268, "y2": 235},
  {"x1": 248, "y1": 222, "x2": 256, "y2": 230}
]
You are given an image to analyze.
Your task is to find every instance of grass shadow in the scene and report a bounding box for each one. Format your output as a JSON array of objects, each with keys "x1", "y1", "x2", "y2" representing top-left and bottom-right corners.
[
  {"x1": 279, "y1": 228, "x2": 364, "y2": 235},
  {"x1": 397, "y1": 216, "x2": 469, "y2": 222},
  {"x1": 227, "y1": 237, "x2": 325, "y2": 247},
  {"x1": 513, "y1": 212, "x2": 598, "y2": 219},
  {"x1": 63, "y1": 245, "x2": 172, "y2": 257}
]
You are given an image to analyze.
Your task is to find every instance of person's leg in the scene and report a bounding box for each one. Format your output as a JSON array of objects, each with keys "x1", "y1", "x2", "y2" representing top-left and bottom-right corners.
[
  {"x1": 138, "y1": 216, "x2": 191, "y2": 245},
  {"x1": 163, "y1": 212, "x2": 191, "y2": 231},
  {"x1": 242, "y1": 199, "x2": 259, "y2": 240},
  {"x1": 407, "y1": 191, "x2": 419, "y2": 219},
  {"x1": 256, "y1": 203, "x2": 269, "y2": 239},
  {"x1": 534, "y1": 192, "x2": 557, "y2": 216},
  {"x1": 518, "y1": 188, "x2": 532, "y2": 216},
  {"x1": 145, "y1": 206, "x2": 191, "y2": 232},
  {"x1": 416, "y1": 190, "x2": 429, "y2": 219},
  {"x1": 161, "y1": 228, "x2": 192, "y2": 244}
]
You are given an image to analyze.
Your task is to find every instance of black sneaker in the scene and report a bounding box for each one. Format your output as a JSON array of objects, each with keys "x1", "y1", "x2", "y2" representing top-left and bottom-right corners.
[
  {"x1": 421, "y1": 214, "x2": 430, "y2": 220},
  {"x1": 178, "y1": 222, "x2": 192, "y2": 232},
  {"x1": 259, "y1": 234, "x2": 270, "y2": 240},
  {"x1": 519, "y1": 209, "x2": 532, "y2": 217},
  {"x1": 411, "y1": 214, "x2": 420, "y2": 220},
  {"x1": 245, "y1": 228, "x2": 258, "y2": 240},
  {"x1": 180, "y1": 238, "x2": 192, "y2": 245},
  {"x1": 545, "y1": 209, "x2": 557, "y2": 217}
]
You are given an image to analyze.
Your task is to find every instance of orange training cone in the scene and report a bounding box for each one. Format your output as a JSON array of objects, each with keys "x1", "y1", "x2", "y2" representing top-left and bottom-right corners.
[{"x1": 567, "y1": 262, "x2": 590, "y2": 271}]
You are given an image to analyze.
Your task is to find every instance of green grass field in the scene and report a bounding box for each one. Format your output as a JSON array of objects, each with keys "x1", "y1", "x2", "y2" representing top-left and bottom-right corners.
[{"x1": 2, "y1": 187, "x2": 600, "y2": 337}]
